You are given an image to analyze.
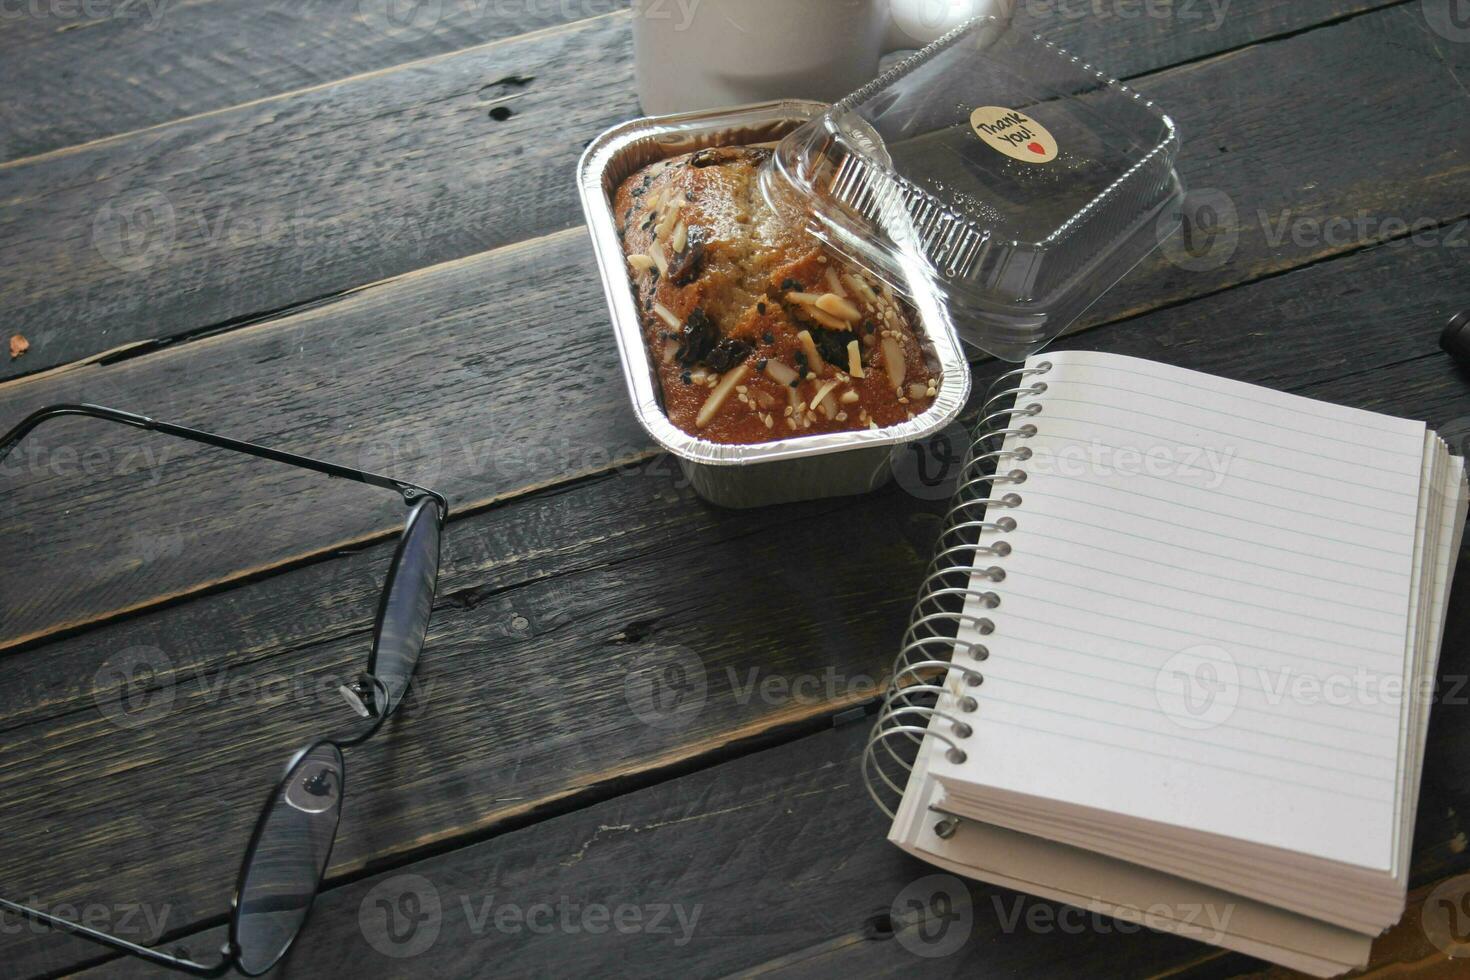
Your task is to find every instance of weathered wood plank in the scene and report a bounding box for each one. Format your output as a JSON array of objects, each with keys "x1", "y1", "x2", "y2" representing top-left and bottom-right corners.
[
  {"x1": 1, "y1": 1, "x2": 1456, "y2": 380},
  {"x1": 6, "y1": 208, "x2": 1470, "y2": 979},
  {"x1": 0, "y1": 452, "x2": 942, "y2": 732},
  {"x1": 0, "y1": 1, "x2": 1404, "y2": 163},
  {"x1": 7, "y1": 232, "x2": 1466, "y2": 735},
  {"x1": 61, "y1": 687, "x2": 1470, "y2": 980},
  {"x1": 1084, "y1": 0, "x2": 1470, "y2": 331},
  {"x1": 0, "y1": 228, "x2": 657, "y2": 650},
  {"x1": 0, "y1": 472, "x2": 939, "y2": 979},
  {"x1": 0, "y1": 0, "x2": 600, "y2": 162},
  {"x1": 65, "y1": 723, "x2": 1226, "y2": 979},
  {"x1": 8, "y1": 0, "x2": 1470, "y2": 646},
  {"x1": 0, "y1": 14, "x2": 641, "y2": 381}
]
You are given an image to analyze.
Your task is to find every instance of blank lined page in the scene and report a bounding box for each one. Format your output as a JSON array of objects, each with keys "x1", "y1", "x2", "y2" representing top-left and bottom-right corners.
[{"x1": 926, "y1": 350, "x2": 1427, "y2": 870}]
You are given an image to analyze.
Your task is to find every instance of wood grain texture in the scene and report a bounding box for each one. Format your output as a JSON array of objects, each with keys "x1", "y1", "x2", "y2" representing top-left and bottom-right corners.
[
  {"x1": 1082, "y1": 0, "x2": 1470, "y2": 330},
  {"x1": 67, "y1": 724, "x2": 1228, "y2": 979},
  {"x1": 0, "y1": 1, "x2": 1403, "y2": 163},
  {"x1": 0, "y1": 228, "x2": 657, "y2": 650},
  {"x1": 0, "y1": 0, "x2": 602, "y2": 162},
  {"x1": 61, "y1": 702, "x2": 1470, "y2": 980},
  {"x1": 0, "y1": 1, "x2": 1453, "y2": 380},
  {"x1": 6, "y1": 219, "x2": 1469, "y2": 655},
  {"x1": 0, "y1": 14, "x2": 641, "y2": 381},
  {"x1": 0, "y1": 469, "x2": 944, "y2": 978},
  {"x1": 6, "y1": 214, "x2": 1470, "y2": 980},
  {"x1": 9, "y1": 0, "x2": 1470, "y2": 644},
  {"x1": 5, "y1": 5, "x2": 1470, "y2": 979}
]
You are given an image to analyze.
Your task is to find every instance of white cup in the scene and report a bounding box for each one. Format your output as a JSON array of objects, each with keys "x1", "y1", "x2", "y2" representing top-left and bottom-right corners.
[{"x1": 633, "y1": 0, "x2": 1013, "y2": 115}]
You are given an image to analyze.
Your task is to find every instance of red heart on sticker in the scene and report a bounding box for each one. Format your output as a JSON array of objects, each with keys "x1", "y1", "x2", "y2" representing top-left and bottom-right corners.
[{"x1": 1027, "y1": 141, "x2": 1046, "y2": 155}]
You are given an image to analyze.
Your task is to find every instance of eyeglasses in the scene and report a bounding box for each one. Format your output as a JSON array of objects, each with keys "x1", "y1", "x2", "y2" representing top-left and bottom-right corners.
[{"x1": 0, "y1": 404, "x2": 447, "y2": 976}]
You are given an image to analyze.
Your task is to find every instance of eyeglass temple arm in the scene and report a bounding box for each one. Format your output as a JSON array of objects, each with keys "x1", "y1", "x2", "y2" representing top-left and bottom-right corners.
[
  {"x1": 0, "y1": 897, "x2": 232, "y2": 977},
  {"x1": 0, "y1": 404, "x2": 449, "y2": 517}
]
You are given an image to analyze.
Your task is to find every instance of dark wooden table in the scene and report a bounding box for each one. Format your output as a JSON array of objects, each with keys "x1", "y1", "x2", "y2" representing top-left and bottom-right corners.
[{"x1": 3, "y1": 2, "x2": 1469, "y2": 977}]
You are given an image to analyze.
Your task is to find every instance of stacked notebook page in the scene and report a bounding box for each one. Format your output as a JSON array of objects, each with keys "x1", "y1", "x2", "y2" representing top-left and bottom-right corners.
[{"x1": 870, "y1": 351, "x2": 1467, "y2": 976}]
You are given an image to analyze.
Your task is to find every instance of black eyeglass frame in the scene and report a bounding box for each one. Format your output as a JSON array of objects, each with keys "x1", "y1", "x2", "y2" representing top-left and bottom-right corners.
[{"x1": 0, "y1": 403, "x2": 449, "y2": 976}]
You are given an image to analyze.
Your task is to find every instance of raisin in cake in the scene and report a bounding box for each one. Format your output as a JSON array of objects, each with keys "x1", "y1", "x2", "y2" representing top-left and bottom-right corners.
[{"x1": 614, "y1": 146, "x2": 940, "y2": 444}]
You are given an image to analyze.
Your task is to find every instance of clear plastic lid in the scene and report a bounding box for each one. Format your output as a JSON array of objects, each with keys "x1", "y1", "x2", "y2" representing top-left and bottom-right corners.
[{"x1": 761, "y1": 17, "x2": 1183, "y2": 362}]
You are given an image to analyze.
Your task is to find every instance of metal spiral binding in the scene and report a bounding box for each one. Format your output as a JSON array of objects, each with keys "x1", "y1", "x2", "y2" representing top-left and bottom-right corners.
[{"x1": 862, "y1": 360, "x2": 1052, "y2": 818}]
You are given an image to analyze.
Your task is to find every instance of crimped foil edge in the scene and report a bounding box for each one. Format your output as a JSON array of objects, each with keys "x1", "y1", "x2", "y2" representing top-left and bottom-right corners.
[{"x1": 576, "y1": 100, "x2": 971, "y2": 470}]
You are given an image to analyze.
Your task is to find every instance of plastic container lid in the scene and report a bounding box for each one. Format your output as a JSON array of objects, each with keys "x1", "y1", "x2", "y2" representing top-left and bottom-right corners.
[{"x1": 761, "y1": 17, "x2": 1183, "y2": 362}]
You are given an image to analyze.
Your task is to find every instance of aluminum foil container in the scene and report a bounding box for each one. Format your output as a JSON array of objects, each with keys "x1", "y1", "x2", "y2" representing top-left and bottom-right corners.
[{"x1": 576, "y1": 100, "x2": 971, "y2": 509}]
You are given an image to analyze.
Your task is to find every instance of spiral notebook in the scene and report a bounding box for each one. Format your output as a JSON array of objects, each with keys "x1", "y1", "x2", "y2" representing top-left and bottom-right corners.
[{"x1": 865, "y1": 351, "x2": 1467, "y2": 976}]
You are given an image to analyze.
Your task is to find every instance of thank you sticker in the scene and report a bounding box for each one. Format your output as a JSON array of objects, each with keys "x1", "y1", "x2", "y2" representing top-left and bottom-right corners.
[{"x1": 969, "y1": 106, "x2": 1057, "y2": 163}]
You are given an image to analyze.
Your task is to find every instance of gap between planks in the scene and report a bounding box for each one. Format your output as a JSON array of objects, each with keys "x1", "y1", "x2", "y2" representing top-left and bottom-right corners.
[
  {"x1": 1089, "y1": 208, "x2": 1470, "y2": 337},
  {"x1": 0, "y1": 9, "x2": 630, "y2": 173},
  {"x1": 0, "y1": 224, "x2": 588, "y2": 397},
  {"x1": 4, "y1": 206, "x2": 1463, "y2": 651},
  {"x1": 266, "y1": 691, "x2": 874, "y2": 899},
  {"x1": 0, "y1": 0, "x2": 1430, "y2": 389},
  {"x1": 2, "y1": 0, "x2": 1411, "y2": 175},
  {"x1": 0, "y1": 432, "x2": 652, "y2": 654},
  {"x1": 2, "y1": 4, "x2": 1461, "y2": 651},
  {"x1": 1107, "y1": 0, "x2": 1420, "y2": 86}
]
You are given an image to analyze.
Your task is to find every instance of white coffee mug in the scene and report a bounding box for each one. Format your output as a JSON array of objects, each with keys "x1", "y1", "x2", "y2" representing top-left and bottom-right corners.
[{"x1": 633, "y1": 0, "x2": 1013, "y2": 115}]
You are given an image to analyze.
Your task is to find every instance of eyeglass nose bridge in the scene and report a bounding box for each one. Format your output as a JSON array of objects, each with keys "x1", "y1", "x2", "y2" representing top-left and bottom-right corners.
[{"x1": 338, "y1": 673, "x2": 389, "y2": 719}]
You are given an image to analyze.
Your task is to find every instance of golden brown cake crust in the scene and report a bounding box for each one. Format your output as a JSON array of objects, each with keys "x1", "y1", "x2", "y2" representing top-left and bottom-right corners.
[{"x1": 614, "y1": 146, "x2": 940, "y2": 445}]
